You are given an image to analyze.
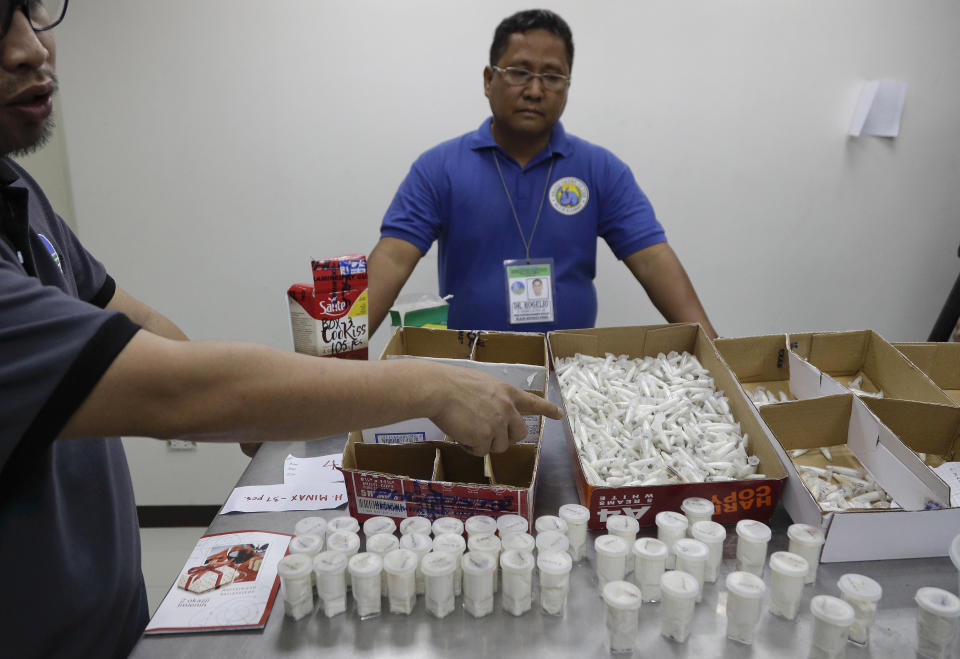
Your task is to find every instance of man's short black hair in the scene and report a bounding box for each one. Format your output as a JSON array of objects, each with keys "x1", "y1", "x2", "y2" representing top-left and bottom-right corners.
[{"x1": 490, "y1": 9, "x2": 574, "y2": 70}]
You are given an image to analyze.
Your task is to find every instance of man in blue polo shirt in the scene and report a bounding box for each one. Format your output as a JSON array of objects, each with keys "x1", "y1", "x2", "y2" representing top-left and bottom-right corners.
[{"x1": 368, "y1": 9, "x2": 717, "y2": 337}]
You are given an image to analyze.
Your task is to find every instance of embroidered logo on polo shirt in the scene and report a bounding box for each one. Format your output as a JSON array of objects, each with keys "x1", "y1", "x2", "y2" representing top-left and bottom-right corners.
[
  {"x1": 37, "y1": 233, "x2": 62, "y2": 273},
  {"x1": 549, "y1": 177, "x2": 589, "y2": 215}
]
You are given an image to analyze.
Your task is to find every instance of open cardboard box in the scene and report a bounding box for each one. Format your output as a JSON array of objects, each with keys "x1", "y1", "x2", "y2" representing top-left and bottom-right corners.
[
  {"x1": 893, "y1": 342, "x2": 960, "y2": 405},
  {"x1": 548, "y1": 324, "x2": 787, "y2": 530},
  {"x1": 714, "y1": 334, "x2": 798, "y2": 405},
  {"x1": 788, "y1": 330, "x2": 954, "y2": 406},
  {"x1": 759, "y1": 394, "x2": 956, "y2": 561}
]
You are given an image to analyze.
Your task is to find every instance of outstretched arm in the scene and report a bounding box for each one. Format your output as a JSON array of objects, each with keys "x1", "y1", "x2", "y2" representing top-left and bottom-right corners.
[{"x1": 106, "y1": 286, "x2": 188, "y2": 341}]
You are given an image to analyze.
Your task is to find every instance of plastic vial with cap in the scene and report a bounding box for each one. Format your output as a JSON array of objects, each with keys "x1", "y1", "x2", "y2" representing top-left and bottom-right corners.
[
  {"x1": 500, "y1": 549, "x2": 535, "y2": 616},
  {"x1": 949, "y1": 533, "x2": 960, "y2": 600},
  {"x1": 399, "y1": 515, "x2": 432, "y2": 537},
  {"x1": 735, "y1": 519, "x2": 772, "y2": 577},
  {"x1": 328, "y1": 515, "x2": 360, "y2": 535},
  {"x1": 809, "y1": 595, "x2": 856, "y2": 659},
  {"x1": 294, "y1": 516, "x2": 327, "y2": 540},
  {"x1": 914, "y1": 587, "x2": 960, "y2": 659},
  {"x1": 501, "y1": 531, "x2": 536, "y2": 555},
  {"x1": 602, "y1": 580, "x2": 643, "y2": 654},
  {"x1": 420, "y1": 551, "x2": 457, "y2": 619},
  {"x1": 606, "y1": 514, "x2": 640, "y2": 575},
  {"x1": 461, "y1": 551, "x2": 496, "y2": 618},
  {"x1": 468, "y1": 533, "x2": 502, "y2": 594},
  {"x1": 399, "y1": 532, "x2": 432, "y2": 595},
  {"x1": 538, "y1": 551, "x2": 573, "y2": 616},
  {"x1": 348, "y1": 552, "x2": 383, "y2": 618},
  {"x1": 691, "y1": 520, "x2": 726, "y2": 583},
  {"x1": 633, "y1": 537, "x2": 667, "y2": 602},
  {"x1": 289, "y1": 534, "x2": 324, "y2": 560},
  {"x1": 680, "y1": 497, "x2": 715, "y2": 531},
  {"x1": 497, "y1": 514, "x2": 529, "y2": 539},
  {"x1": 535, "y1": 530, "x2": 570, "y2": 557},
  {"x1": 326, "y1": 530, "x2": 360, "y2": 560},
  {"x1": 362, "y1": 516, "x2": 397, "y2": 538},
  {"x1": 535, "y1": 514, "x2": 569, "y2": 535},
  {"x1": 558, "y1": 503, "x2": 591, "y2": 561},
  {"x1": 432, "y1": 516, "x2": 465, "y2": 538},
  {"x1": 432, "y1": 533, "x2": 466, "y2": 596},
  {"x1": 725, "y1": 571, "x2": 766, "y2": 645},
  {"x1": 659, "y1": 570, "x2": 700, "y2": 643},
  {"x1": 465, "y1": 515, "x2": 498, "y2": 539},
  {"x1": 768, "y1": 551, "x2": 809, "y2": 620},
  {"x1": 312, "y1": 550, "x2": 348, "y2": 618},
  {"x1": 655, "y1": 511, "x2": 689, "y2": 569},
  {"x1": 837, "y1": 573, "x2": 882, "y2": 645},
  {"x1": 365, "y1": 533, "x2": 400, "y2": 592},
  {"x1": 595, "y1": 535, "x2": 629, "y2": 589},
  {"x1": 673, "y1": 538, "x2": 709, "y2": 603},
  {"x1": 382, "y1": 548, "x2": 417, "y2": 615},
  {"x1": 278, "y1": 553, "x2": 314, "y2": 621},
  {"x1": 787, "y1": 522, "x2": 825, "y2": 585}
]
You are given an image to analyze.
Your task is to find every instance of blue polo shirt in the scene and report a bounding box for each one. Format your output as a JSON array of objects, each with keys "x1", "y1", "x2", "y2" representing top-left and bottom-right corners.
[{"x1": 381, "y1": 118, "x2": 666, "y2": 332}]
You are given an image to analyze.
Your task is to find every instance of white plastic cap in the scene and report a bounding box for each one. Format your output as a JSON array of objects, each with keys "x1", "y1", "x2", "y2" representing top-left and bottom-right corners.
[
  {"x1": 497, "y1": 514, "x2": 529, "y2": 535},
  {"x1": 601, "y1": 580, "x2": 643, "y2": 611},
  {"x1": 420, "y1": 551, "x2": 456, "y2": 577},
  {"x1": 365, "y1": 533, "x2": 400, "y2": 556},
  {"x1": 537, "y1": 551, "x2": 573, "y2": 576},
  {"x1": 399, "y1": 532, "x2": 433, "y2": 554},
  {"x1": 289, "y1": 534, "x2": 323, "y2": 556},
  {"x1": 950, "y1": 534, "x2": 960, "y2": 571},
  {"x1": 736, "y1": 519, "x2": 772, "y2": 543},
  {"x1": 499, "y1": 549, "x2": 535, "y2": 573},
  {"x1": 681, "y1": 497, "x2": 715, "y2": 518},
  {"x1": 278, "y1": 553, "x2": 313, "y2": 579},
  {"x1": 432, "y1": 533, "x2": 466, "y2": 555},
  {"x1": 312, "y1": 550, "x2": 348, "y2": 574},
  {"x1": 768, "y1": 551, "x2": 809, "y2": 578},
  {"x1": 501, "y1": 532, "x2": 536, "y2": 554},
  {"x1": 691, "y1": 520, "x2": 726, "y2": 544},
  {"x1": 787, "y1": 523, "x2": 825, "y2": 547},
  {"x1": 468, "y1": 534, "x2": 502, "y2": 555},
  {"x1": 810, "y1": 595, "x2": 856, "y2": 626},
  {"x1": 659, "y1": 570, "x2": 699, "y2": 599},
  {"x1": 915, "y1": 587, "x2": 960, "y2": 618},
  {"x1": 673, "y1": 538, "x2": 709, "y2": 562},
  {"x1": 461, "y1": 551, "x2": 497, "y2": 576},
  {"x1": 594, "y1": 534, "x2": 629, "y2": 558},
  {"x1": 399, "y1": 516, "x2": 432, "y2": 536},
  {"x1": 326, "y1": 530, "x2": 361, "y2": 554},
  {"x1": 348, "y1": 552, "x2": 383, "y2": 577},
  {"x1": 535, "y1": 530, "x2": 570, "y2": 554},
  {"x1": 328, "y1": 515, "x2": 360, "y2": 534},
  {"x1": 535, "y1": 515, "x2": 569, "y2": 534},
  {"x1": 465, "y1": 515, "x2": 498, "y2": 537},
  {"x1": 382, "y1": 549, "x2": 418, "y2": 575},
  {"x1": 432, "y1": 517, "x2": 465, "y2": 537},
  {"x1": 837, "y1": 573, "x2": 882, "y2": 603},
  {"x1": 558, "y1": 503, "x2": 591, "y2": 526},
  {"x1": 362, "y1": 516, "x2": 397, "y2": 537},
  {"x1": 294, "y1": 516, "x2": 327, "y2": 538},
  {"x1": 606, "y1": 514, "x2": 640, "y2": 536},
  {"x1": 655, "y1": 511, "x2": 689, "y2": 532},
  {"x1": 725, "y1": 571, "x2": 766, "y2": 599},
  {"x1": 633, "y1": 537, "x2": 668, "y2": 559}
]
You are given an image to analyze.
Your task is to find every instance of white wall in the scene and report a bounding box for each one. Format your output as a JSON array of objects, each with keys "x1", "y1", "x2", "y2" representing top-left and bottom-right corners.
[{"x1": 51, "y1": 1, "x2": 960, "y2": 504}]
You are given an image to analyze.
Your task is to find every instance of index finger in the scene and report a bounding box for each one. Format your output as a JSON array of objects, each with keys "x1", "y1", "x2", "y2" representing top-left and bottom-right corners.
[{"x1": 514, "y1": 391, "x2": 563, "y2": 420}]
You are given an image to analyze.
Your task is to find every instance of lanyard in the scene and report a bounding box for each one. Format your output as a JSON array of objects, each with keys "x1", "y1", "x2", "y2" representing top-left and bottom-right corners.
[{"x1": 492, "y1": 152, "x2": 555, "y2": 264}]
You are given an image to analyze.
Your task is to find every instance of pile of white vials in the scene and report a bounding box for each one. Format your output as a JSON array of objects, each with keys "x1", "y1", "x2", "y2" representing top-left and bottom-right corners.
[
  {"x1": 556, "y1": 351, "x2": 765, "y2": 487},
  {"x1": 792, "y1": 454, "x2": 898, "y2": 511}
]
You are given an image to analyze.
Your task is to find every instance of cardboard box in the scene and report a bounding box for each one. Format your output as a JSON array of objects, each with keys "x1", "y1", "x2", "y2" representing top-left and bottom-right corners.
[
  {"x1": 788, "y1": 330, "x2": 954, "y2": 405},
  {"x1": 892, "y1": 342, "x2": 960, "y2": 405},
  {"x1": 548, "y1": 324, "x2": 788, "y2": 530},
  {"x1": 714, "y1": 334, "x2": 798, "y2": 405},
  {"x1": 759, "y1": 394, "x2": 956, "y2": 561}
]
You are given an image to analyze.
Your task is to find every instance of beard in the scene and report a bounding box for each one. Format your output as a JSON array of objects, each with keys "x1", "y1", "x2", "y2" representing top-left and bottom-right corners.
[
  {"x1": 8, "y1": 114, "x2": 54, "y2": 157},
  {"x1": 0, "y1": 70, "x2": 58, "y2": 157}
]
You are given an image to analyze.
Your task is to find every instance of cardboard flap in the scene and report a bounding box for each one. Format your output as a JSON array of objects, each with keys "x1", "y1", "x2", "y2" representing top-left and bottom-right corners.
[
  {"x1": 383, "y1": 326, "x2": 475, "y2": 359},
  {"x1": 644, "y1": 324, "x2": 699, "y2": 357},
  {"x1": 863, "y1": 334, "x2": 952, "y2": 403},
  {"x1": 473, "y1": 331, "x2": 546, "y2": 367},
  {"x1": 714, "y1": 334, "x2": 790, "y2": 383},
  {"x1": 788, "y1": 350, "x2": 847, "y2": 399},
  {"x1": 353, "y1": 441, "x2": 437, "y2": 480},
  {"x1": 759, "y1": 395, "x2": 853, "y2": 448},
  {"x1": 547, "y1": 331, "x2": 601, "y2": 358},
  {"x1": 799, "y1": 330, "x2": 871, "y2": 373},
  {"x1": 489, "y1": 444, "x2": 538, "y2": 488},
  {"x1": 435, "y1": 442, "x2": 488, "y2": 486},
  {"x1": 894, "y1": 342, "x2": 960, "y2": 390},
  {"x1": 862, "y1": 397, "x2": 960, "y2": 459}
]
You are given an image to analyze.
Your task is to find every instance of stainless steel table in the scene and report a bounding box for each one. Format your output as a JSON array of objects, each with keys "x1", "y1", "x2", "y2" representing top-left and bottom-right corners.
[{"x1": 131, "y1": 416, "x2": 957, "y2": 658}]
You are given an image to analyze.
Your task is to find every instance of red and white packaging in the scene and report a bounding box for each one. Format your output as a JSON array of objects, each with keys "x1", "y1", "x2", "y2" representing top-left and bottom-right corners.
[{"x1": 287, "y1": 254, "x2": 369, "y2": 360}]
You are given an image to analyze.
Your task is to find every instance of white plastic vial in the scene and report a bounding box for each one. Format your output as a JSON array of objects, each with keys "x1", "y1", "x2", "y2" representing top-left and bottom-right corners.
[
  {"x1": 535, "y1": 530, "x2": 570, "y2": 557},
  {"x1": 382, "y1": 548, "x2": 417, "y2": 615},
  {"x1": 347, "y1": 552, "x2": 383, "y2": 618},
  {"x1": 660, "y1": 570, "x2": 700, "y2": 643},
  {"x1": 595, "y1": 534, "x2": 629, "y2": 588},
  {"x1": 497, "y1": 514, "x2": 529, "y2": 539},
  {"x1": 500, "y1": 549, "x2": 535, "y2": 616},
  {"x1": 951, "y1": 534, "x2": 960, "y2": 597},
  {"x1": 606, "y1": 514, "x2": 641, "y2": 575},
  {"x1": 914, "y1": 587, "x2": 960, "y2": 659},
  {"x1": 602, "y1": 580, "x2": 643, "y2": 654},
  {"x1": 328, "y1": 515, "x2": 360, "y2": 535},
  {"x1": 465, "y1": 515, "x2": 498, "y2": 539},
  {"x1": 461, "y1": 551, "x2": 497, "y2": 618},
  {"x1": 432, "y1": 516, "x2": 465, "y2": 538},
  {"x1": 432, "y1": 533, "x2": 466, "y2": 596},
  {"x1": 535, "y1": 514, "x2": 569, "y2": 535},
  {"x1": 362, "y1": 515, "x2": 397, "y2": 538},
  {"x1": 809, "y1": 595, "x2": 856, "y2": 659},
  {"x1": 735, "y1": 519, "x2": 771, "y2": 577},
  {"x1": 537, "y1": 550, "x2": 573, "y2": 616},
  {"x1": 326, "y1": 530, "x2": 361, "y2": 561},
  {"x1": 278, "y1": 553, "x2": 314, "y2": 620},
  {"x1": 468, "y1": 533, "x2": 502, "y2": 594},
  {"x1": 680, "y1": 497, "x2": 715, "y2": 531},
  {"x1": 294, "y1": 516, "x2": 328, "y2": 540},
  {"x1": 399, "y1": 532, "x2": 432, "y2": 595},
  {"x1": 558, "y1": 503, "x2": 591, "y2": 561},
  {"x1": 633, "y1": 537, "x2": 668, "y2": 602},
  {"x1": 289, "y1": 534, "x2": 324, "y2": 559},
  {"x1": 501, "y1": 531, "x2": 536, "y2": 555},
  {"x1": 312, "y1": 551, "x2": 348, "y2": 618},
  {"x1": 420, "y1": 552, "x2": 457, "y2": 619},
  {"x1": 725, "y1": 571, "x2": 766, "y2": 645},
  {"x1": 787, "y1": 523, "x2": 825, "y2": 585},
  {"x1": 837, "y1": 573, "x2": 882, "y2": 645},
  {"x1": 691, "y1": 520, "x2": 726, "y2": 584},
  {"x1": 767, "y1": 551, "x2": 809, "y2": 620},
  {"x1": 655, "y1": 511, "x2": 689, "y2": 569},
  {"x1": 673, "y1": 538, "x2": 709, "y2": 603},
  {"x1": 365, "y1": 533, "x2": 400, "y2": 592},
  {"x1": 399, "y1": 515, "x2": 433, "y2": 537}
]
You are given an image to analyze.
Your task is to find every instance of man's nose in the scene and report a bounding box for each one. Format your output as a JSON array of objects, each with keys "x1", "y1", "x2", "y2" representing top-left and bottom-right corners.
[{"x1": 0, "y1": 9, "x2": 50, "y2": 71}]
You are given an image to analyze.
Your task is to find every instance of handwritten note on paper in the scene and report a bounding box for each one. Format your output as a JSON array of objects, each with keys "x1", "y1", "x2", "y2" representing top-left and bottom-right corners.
[
  {"x1": 283, "y1": 453, "x2": 343, "y2": 485},
  {"x1": 933, "y1": 462, "x2": 960, "y2": 507},
  {"x1": 220, "y1": 483, "x2": 347, "y2": 514}
]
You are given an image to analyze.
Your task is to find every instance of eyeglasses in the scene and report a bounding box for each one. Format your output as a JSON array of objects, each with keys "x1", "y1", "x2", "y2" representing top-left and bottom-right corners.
[
  {"x1": 492, "y1": 66, "x2": 570, "y2": 92},
  {"x1": 0, "y1": 0, "x2": 68, "y2": 40}
]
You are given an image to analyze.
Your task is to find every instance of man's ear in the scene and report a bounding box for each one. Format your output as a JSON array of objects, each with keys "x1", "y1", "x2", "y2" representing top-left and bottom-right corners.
[{"x1": 483, "y1": 66, "x2": 493, "y2": 98}]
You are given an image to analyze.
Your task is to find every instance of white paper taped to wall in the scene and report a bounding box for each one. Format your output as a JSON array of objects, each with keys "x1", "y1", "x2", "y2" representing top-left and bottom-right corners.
[{"x1": 849, "y1": 80, "x2": 907, "y2": 137}]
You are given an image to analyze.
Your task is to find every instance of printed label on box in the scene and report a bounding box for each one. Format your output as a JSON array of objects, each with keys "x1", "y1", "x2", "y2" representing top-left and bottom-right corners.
[
  {"x1": 374, "y1": 432, "x2": 427, "y2": 445},
  {"x1": 356, "y1": 497, "x2": 409, "y2": 517}
]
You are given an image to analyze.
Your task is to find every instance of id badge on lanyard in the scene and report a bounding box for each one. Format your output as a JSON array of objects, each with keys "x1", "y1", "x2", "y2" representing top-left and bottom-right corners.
[{"x1": 504, "y1": 258, "x2": 555, "y2": 325}]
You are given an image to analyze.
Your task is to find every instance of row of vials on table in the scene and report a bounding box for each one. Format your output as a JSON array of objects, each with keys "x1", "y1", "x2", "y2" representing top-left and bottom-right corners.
[{"x1": 277, "y1": 499, "x2": 960, "y2": 658}]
